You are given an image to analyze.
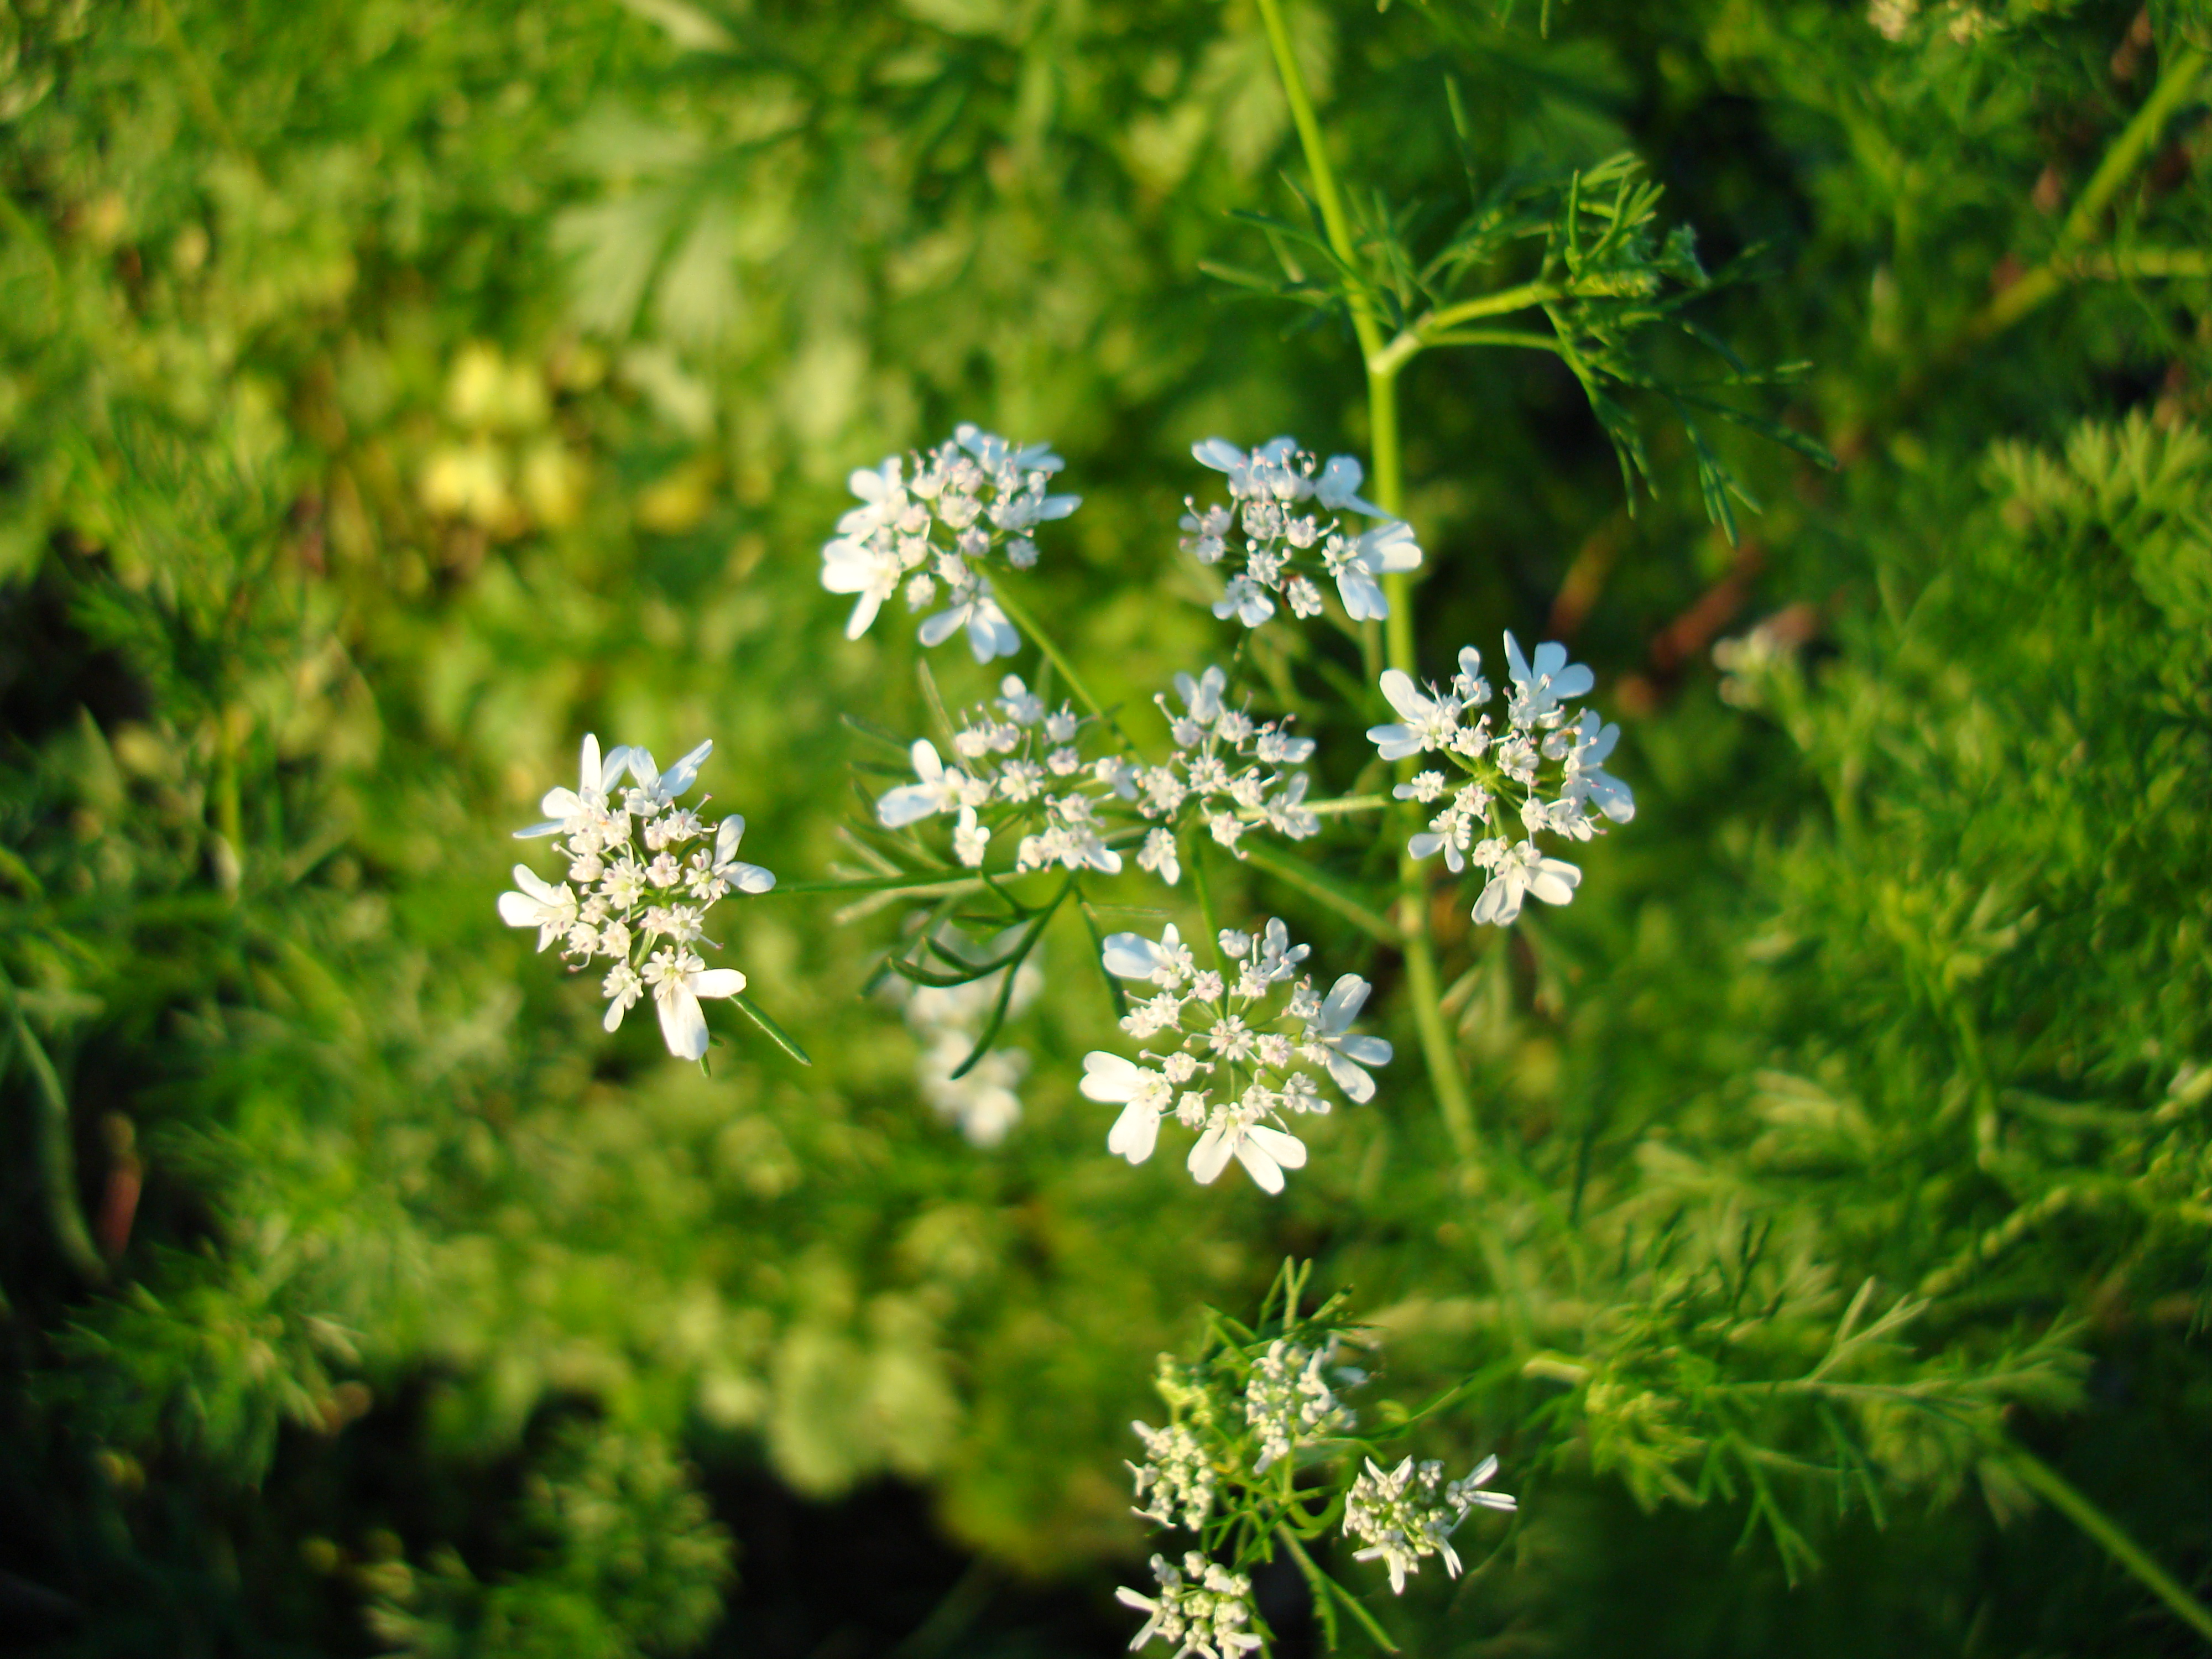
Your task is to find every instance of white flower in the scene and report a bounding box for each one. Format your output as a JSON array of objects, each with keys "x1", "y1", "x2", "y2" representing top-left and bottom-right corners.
[
  {"x1": 1188, "y1": 1099, "x2": 1307, "y2": 1193},
  {"x1": 1128, "y1": 1421, "x2": 1217, "y2": 1530},
  {"x1": 1245, "y1": 1339, "x2": 1354, "y2": 1472},
  {"x1": 1213, "y1": 575, "x2": 1276, "y2": 628},
  {"x1": 877, "y1": 739, "x2": 970, "y2": 827},
  {"x1": 706, "y1": 815, "x2": 778, "y2": 894},
  {"x1": 820, "y1": 533, "x2": 903, "y2": 640},
  {"x1": 601, "y1": 960, "x2": 644, "y2": 1031},
  {"x1": 516, "y1": 732, "x2": 633, "y2": 838},
  {"x1": 1366, "y1": 669, "x2": 1463, "y2": 760},
  {"x1": 622, "y1": 740, "x2": 713, "y2": 817},
  {"x1": 919, "y1": 578, "x2": 1021, "y2": 661},
  {"x1": 1138, "y1": 826, "x2": 1182, "y2": 885},
  {"x1": 1102, "y1": 923, "x2": 1195, "y2": 988},
  {"x1": 952, "y1": 806, "x2": 990, "y2": 868},
  {"x1": 642, "y1": 946, "x2": 747, "y2": 1062},
  {"x1": 1503, "y1": 630, "x2": 1595, "y2": 727},
  {"x1": 1329, "y1": 520, "x2": 1423, "y2": 620},
  {"x1": 1303, "y1": 975, "x2": 1394, "y2": 1103},
  {"x1": 1082, "y1": 1052, "x2": 1174, "y2": 1164},
  {"x1": 1314, "y1": 453, "x2": 1384, "y2": 517},
  {"x1": 498, "y1": 865, "x2": 577, "y2": 951},
  {"x1": 1471, "y1": 838, "x2": 1581, "y2": 926},
  {"x1": 1559, "y1": 708, "x2": 1635, "y2": 822}
]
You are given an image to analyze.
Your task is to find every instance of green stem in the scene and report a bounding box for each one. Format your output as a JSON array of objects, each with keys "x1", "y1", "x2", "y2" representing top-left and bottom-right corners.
[
  {"x1": 1186, "y1": 830, "x2": 1225, "y2": 966},
  {"x1": 1277, "y1": 1527, "x2": 1400, "y2": 1654},
  {"x1": 1965, "y1": 44, "x2": 2206, "y2": 343},
  {"x1": 3, "y1": 980, "x2": 105, "y2": 1282},
  {"x1": 988, "y1": 573, "x2": 1128, "y2": 743},
  {"x1": 1239, "y1": 840, "x2": 1399, "y2": 946},
  {"x1": 2004, "y1": 1444, "x2": 2212, "y2": 1647},
  {"x1": 1370, "y1": 283, "x2": 1563, "y2": 377},
  {"x1": 1254, "y1": 0, "x2": 1477, "y2": 1162}
]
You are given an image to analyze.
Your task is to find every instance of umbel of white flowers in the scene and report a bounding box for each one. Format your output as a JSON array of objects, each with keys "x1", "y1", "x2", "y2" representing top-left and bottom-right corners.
[
  {"x1": 1179, "y1": 435, "x2": 1422, "y2": 626},
  {"x1": 1372, "y1": 631, "x2": 1635, "y2": 926},
  {"x1": 1080, "y1": 919, "x2": 1391, "y2": 1193},
  {"x1": 498, "y1": 734, "x2": 774, "y2": 1061},
  {"x1": 820, "y1": 422, "x2": 1078, "y2": 662},
  {"x1": 1116, "y1": 1553, "x2": 1264, "y2": 1659},
  {"x1": 869, "y1": 668, "x2": 1322, "y2": 884},
  {"x1": 1342, "y1": 1453, "x2": 1517, "y2": 1595}
]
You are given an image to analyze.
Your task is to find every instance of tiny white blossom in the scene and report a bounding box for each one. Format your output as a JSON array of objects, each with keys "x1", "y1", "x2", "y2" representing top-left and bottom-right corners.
[
  {"x1": 498, "y1": 865, "x2": 578, "y2": 951},
  {"x1": 642, "y1": 946, "x2": 747, "y2": 1062},
  {"x1": 1472, "y1": 839, "x2": 1581, "y2": 927}
]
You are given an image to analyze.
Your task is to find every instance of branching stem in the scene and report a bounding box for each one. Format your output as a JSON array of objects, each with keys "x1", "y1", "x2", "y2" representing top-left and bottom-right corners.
[{"x1": 1253, "y1": 0, "x2": 1478, "y2": 1160}]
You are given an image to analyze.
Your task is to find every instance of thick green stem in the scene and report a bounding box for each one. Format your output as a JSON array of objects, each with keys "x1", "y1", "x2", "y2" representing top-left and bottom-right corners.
[
  {"x1": 2004, "y1": 1444, "x2": 2212, "y2": 1647},
  {"x1": 1253, "y1": 0, "x2": 1478, "y2": 1161}
]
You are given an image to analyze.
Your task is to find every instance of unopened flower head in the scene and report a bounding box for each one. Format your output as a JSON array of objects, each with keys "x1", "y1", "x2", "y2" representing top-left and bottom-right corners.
[
  {"x1": 1343, "y1": 1453, "x2": 1517, "y2": 1595},
  {"x1": 821, "y1": 423, "x2": 1078, "y2": 661},
  {"x1": 1244, "y1": 1337, "x2": 1356, "y2": 1473},
  {"x1": 1079, "y1": 919, "x2": 1391, "y2": 1192},
  {"x1": 1181, "y1": 436, "x2": 1422, "y2": 627},
  {"x1": 1371, "y1": 632, "x2": 1634, "y2": 927},
  {"x1": 1127, "y1": 1419, "x2": 1217, "y2": 1530},
  {"x1": 1115, "y1": 1553, "x2": 1264, "y2": 1659},
  {"x1": 499, "y1": 733, "x2": 773, "y2": 1061}
]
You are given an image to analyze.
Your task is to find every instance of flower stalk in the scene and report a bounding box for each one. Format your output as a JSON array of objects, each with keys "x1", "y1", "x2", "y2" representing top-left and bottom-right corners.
[{"x1": 1253, "y1": 0, "x2": 1479, "y2": 1160}]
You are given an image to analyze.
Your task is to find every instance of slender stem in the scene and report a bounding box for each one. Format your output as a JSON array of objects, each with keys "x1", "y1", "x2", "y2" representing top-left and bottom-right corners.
[
  {"x1": 1371, "y1": 282, "x2": 1563, "y2": 377},
  {"x1": 1251, "y1": 0, "x2": 1386, "y2": 367},
  {"x1": 2004, "y1": 1444, "x2": 2212, "y2": 1647},
  {"x1": 1239, "y1": 841, "x2": 1399, "y2": 946},
  {"x1": 1186, "y1": 830, "x2": 1225, "y2": 964},
  {"x1": 3, "y1": 980, "x2": 106, "y2": 1282},
  {"x1": 2059, "y1": 47, "x2": 2205, "y2": 252},
  {"x1": 988, "y1": 574, "x2": 1128, "y2": 743},
  {"x1": 1254, "y1": 0, "x2": 1477, "y2": 1161},
  {"x1": 1964, "y1": 44, "x2": 2206, "y2": 344},
  {"x1": 1282, "y1": 794, "x2": 1389, "y2": 817}
]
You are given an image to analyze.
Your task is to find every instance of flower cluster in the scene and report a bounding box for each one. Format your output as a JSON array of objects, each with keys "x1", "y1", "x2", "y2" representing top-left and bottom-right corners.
[
  {"x1": 1371, "y1": 631, "x2": 1635, "y2": 926},
  {"x1": 873, "y1": 667, "x2": 1324, "y2": 885},
  {"x1": 1115, "y1": 1554, "x2": 1264, "y2": 1659},
  {"x1": 821, "y1": 423, "x2": 1078, "y2": 661},
  {"x1": 895, "y1": 927, "x2": 1043, "y2": 1147},
  {"x1": 1080, "y1": 920, "x2": 1390, "y2": 1193},
  {"x1": 1127, "y1": 1418, "x2": 1217, "y2": 1531},
  {"x1": 1180, "y1": 436, "x2": 1423, "y2": 628},
  {"x1": 875, "y1": 674, "x2": 1133, "y2": 875},
  {"x1": 499, "y1": 735, "x2": 775, "y2": 1061},
  {"x1": 1131, "y1": 666, "x2": 1319, "y2": 884},
  {"x1": 1244, "y1": 1338, "x2": 1356, "y2": 1473},
  {"x1": 1342, "y1": 1454, "x2": 1517, "y2": 1595}
]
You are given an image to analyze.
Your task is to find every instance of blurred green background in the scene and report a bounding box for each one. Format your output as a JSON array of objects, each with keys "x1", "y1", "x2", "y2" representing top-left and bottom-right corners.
[{"x1": 1, "y1": 0, "x2": 2208, "y2": 1653}]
